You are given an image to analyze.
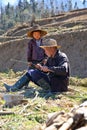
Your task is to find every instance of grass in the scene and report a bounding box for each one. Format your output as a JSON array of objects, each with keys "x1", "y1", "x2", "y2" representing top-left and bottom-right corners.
[{"x1": 0, "y1": 70, "x2": 87, "y2": 130}]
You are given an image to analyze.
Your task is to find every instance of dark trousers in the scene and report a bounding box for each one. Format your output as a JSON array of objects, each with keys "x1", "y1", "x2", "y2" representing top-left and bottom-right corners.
[
  {"x1": 28, "y1": 69, "x2": 68, "y2": 92},
  {"x1": 28, "y1": 69, "x2": 51, "y2": 90}
]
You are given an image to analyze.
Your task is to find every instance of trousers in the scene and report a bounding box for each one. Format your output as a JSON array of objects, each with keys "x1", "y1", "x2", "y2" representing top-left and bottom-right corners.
[{"x1": 28, "y1": 69, "x2": 51, "y2": 90}]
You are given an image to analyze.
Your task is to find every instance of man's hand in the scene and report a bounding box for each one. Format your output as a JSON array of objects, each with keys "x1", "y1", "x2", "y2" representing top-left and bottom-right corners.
[
  {"x1": 28, "y1": 63, "x2": 54, "y2": 73},
  {"x1": 35, "y1": 64, "x2": 42, "y2": 70},
  {"x1": 40, "y1": 66, "x2": 54, "y2": 72}
]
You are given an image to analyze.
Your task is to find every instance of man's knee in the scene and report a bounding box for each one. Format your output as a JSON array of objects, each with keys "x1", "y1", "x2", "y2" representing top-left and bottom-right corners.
[
  {"x1": 28, "y1": 69, "x2": 50, "y2": 90},
  {"x1": 28, "y1": 69, "x2": 42, "y2": 82}
]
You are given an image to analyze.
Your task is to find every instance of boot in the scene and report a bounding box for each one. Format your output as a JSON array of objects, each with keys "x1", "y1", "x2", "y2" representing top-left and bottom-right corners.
[{"x1": 4, "y1": 72, "x2": 31, "y2": 92}]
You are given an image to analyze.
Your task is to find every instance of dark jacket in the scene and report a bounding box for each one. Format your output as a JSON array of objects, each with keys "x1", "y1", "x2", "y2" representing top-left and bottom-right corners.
[
  {"x1": 46, "y1": 50, "x2": 70, "y2": 92},
  {"x1": 27, "y1": 38, "x2": 45, "y2": 63}
]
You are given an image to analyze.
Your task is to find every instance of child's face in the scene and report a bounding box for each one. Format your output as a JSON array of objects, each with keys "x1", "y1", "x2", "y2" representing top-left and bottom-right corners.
[{"x1": 32, "y1": 31, "x2": 41, "y2": 40}]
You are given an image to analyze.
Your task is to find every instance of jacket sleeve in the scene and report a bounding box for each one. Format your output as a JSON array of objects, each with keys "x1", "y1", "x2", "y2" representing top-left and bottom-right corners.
[
  {"x1": 48, "y1": 55, "x2": 69, "y2": 76},
  {"x1": 27, "y1": 41, "x2": 32, "y2": 62}
]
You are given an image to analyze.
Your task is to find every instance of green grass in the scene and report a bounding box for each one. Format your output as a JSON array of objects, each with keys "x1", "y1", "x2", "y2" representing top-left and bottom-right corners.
[{"x1": 0, "y1": 70, "x2": 87, "y2": 130}]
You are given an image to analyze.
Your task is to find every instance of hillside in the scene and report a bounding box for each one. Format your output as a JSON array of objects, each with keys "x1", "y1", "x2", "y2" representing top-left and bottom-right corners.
[
  {"x1": 0, "y1": 8, "x2": 87, "y2": 130},
  {"x1": 0, "y1": 8, "x2": 87, "y2": 77}
]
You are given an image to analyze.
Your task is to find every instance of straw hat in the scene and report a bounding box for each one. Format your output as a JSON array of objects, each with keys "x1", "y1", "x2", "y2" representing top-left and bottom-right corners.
[
  {"x1": 27, "y1": 25, "x2": 47, "y2": 37},
  {"x1": 40, "y1": 39, "x2": 61, "y2": 49}
]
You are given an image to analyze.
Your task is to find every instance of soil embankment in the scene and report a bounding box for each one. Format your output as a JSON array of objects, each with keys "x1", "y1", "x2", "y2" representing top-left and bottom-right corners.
[{"x1": 0, "y1": 8, "x2": 87, "y2": 77}]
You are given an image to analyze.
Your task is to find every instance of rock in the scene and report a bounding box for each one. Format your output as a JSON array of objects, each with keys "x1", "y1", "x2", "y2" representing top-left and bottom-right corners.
[{"x1": 3, "y1": 93, "x2": 24, "y2": 107}]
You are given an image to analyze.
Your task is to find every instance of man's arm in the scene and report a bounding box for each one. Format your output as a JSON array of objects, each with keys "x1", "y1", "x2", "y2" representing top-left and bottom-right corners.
[{"x1": 48, "y1": 57, "x2": 69, "y2": 76}]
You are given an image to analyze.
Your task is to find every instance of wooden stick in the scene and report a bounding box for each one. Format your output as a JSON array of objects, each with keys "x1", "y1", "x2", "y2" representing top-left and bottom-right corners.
[{"x1": 0, "y1": 111, "x2": 15, "y2": 115}]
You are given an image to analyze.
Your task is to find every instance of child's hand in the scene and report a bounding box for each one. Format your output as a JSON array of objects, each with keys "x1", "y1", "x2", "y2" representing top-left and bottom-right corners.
[{"x1": 28, "y1": 62, "x2": 32, "y2": 67}]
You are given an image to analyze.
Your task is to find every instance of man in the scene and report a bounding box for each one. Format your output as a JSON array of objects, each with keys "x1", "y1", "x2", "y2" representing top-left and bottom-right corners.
[{"x1": 4, "y1": 39, "x2": 70, "y2": 92}]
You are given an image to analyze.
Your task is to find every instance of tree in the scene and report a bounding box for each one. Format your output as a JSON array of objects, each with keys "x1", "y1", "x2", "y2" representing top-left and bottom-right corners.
[
  {"x1": 74, "y1": 2, "x2": 78, "y2": 10},
  {"x1": 18, "y1": 0, "x2": 24, "y2": 23},
  {"x1": 0, "y1": 5, "x2": 4, "y2": 24},
  {"x1": 23, "y1": 0, "x2": 29, "y2": 9},
  {"x1": 2, "y1": 14, "x2": 8, "y2": 30},
  {"x1": 5, "y1": 2, "x2": 11, "y2": 19},
  {"x1": 60, "y1": 1, "x2": 65, "y2": 13},
  {"x1": 50, "y1": 0, "x2": 54, "y2": 16},
  {"x1": 18, "y1": 0, "x2": 24, "y2": 10},
  {"x1": 30, "y1": 0, "x2": 38, "y2": 13},
  {"x1": 40, "y1": 0, "x2": 45, "y2": 18},
  {"x1": 65, "y1": 3, "x2": 68, "y2": 11},
  {"x1": 83, "y1": 0, "x2": 86, "y2": 8},
  {"x1": 14, "y1": 6, "x2": 20, "y2": 23},
  {"x1": 54, "y1": 0, "x2": 59, "y2": 15},
  {"x1": 67, "y1": 0, "x2": 72, "y2": 11},
  {"x1": 7, "y1": 19, "x2": 15, "y2": 28},
  {"x1": 44, "y1": 5, "x2": 50, "y2": 18}
]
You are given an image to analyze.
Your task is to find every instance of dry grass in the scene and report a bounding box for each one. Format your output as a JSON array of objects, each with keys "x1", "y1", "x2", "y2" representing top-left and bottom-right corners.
[{"x1": 0, "y1": 70, "x2": 87, "y2": 129}]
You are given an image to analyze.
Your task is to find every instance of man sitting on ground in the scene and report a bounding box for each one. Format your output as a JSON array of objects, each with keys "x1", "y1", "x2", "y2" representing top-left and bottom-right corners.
[{"x1": 4, "y1": 39, "x2": 70, "y2": 92}]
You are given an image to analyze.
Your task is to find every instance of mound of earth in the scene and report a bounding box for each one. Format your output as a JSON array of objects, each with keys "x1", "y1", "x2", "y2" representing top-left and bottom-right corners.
[{"x1": 0, "y1": 8, "x2": 87, "y2": 78}]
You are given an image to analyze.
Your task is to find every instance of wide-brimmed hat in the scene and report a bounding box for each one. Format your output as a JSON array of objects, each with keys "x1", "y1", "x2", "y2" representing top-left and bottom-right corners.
[
  {"x1": 27, "y1": 25, "x2": 47, "y2": 37},
  {"x1": 40, "y1": 39, "x2": 61, "y2": 49}
]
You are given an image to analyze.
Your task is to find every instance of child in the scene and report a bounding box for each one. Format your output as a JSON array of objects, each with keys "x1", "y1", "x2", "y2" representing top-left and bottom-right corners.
[
  {"x1": 4, "y1": 25, "x2": 47, "y2": 92},
  {"x1": 27, "y1": 24, "x2": 47, "y2": 65}
]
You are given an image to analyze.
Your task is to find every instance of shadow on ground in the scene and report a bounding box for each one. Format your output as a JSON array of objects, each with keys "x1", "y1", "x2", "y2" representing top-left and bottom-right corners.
[{"x1": 22, "y1": 86, "x2": 63, "y2": 100}]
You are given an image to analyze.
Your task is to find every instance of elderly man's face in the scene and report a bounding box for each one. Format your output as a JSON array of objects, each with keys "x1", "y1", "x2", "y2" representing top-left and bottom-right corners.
[{"x1": 44, "y1": 47, "x2": 57, "y2": 57}]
